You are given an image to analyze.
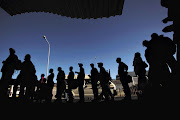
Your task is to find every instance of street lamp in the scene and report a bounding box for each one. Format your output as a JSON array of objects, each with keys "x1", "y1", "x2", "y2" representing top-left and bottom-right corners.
[
  {"x1": 43, "y1": 35, "x2": 50, "y2": 79},
  {"x1": 95, "y1": 56, "x2": 97, "y2": 68}
]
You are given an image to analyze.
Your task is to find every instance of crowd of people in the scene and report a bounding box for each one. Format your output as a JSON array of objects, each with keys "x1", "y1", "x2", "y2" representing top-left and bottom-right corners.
[{"x1": 0, "y1": 33, "x2": 177, "y2": 103}]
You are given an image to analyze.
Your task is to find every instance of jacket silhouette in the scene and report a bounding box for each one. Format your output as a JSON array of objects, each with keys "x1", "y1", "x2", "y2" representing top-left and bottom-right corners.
[
  {"x1": 116, "y1": 58, "x2": 131, "y2": 100},
  {"x1": 56, "y1": 67, "x2": 66, "y2": 102},
  {"x1": 0, "y1": 48, "x2": 20, "y2": 98},
  {"x1": 18, "y1": 54, "x2": 36, "y2": 100},
  {"x1": 75, "y1": 63, "x2": 85, "y2": 102},
  {"x1": 98, "y1": 62, "x2": 114, "y2": 101},
  {"x1": 67, "y1": 66, "x2": 75, "y2": 102},
  {"x1": 89, "y1": 63, "x2": 99, "y2": 101},
  {"x1": 143, "y1": 33, "x2": 177, "y2": 100},
  {"x1": 133, "y1": 52, "x2": 148, "y2": 99},
  {"x1": 47, "y1": 69, "x2": 54, "y2": 102}
]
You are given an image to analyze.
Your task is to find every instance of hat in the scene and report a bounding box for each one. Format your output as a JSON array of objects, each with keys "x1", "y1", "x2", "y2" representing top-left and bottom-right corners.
[
  {"x1": 90, "y1": 63, "x2": 94, "y2": 66},
  {"x1": 9, "y1": 48, "x2": 15, "y2": 54},
  {"x1": 97, "y1": 62, "x2": 103, "y2": 66},
  {"x1": 78, "y1": 63, "x2": 83, "y2": 66}
]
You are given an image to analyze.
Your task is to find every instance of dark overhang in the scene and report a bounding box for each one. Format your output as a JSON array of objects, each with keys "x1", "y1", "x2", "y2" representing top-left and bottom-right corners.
[{"x1": 0, "y1": 0, "x2": 125, "y2": 19}]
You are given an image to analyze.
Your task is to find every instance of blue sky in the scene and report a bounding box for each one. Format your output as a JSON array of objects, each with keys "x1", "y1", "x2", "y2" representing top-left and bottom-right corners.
[{"x1": 0, "y1": 0, "x2": 173, "y2": 81}]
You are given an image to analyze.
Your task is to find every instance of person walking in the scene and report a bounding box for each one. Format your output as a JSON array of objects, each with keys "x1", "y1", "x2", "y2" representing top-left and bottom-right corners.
[
  {"x1": 116, "y1": 58, "x2": 131, "y2": 101},
  {"x1": 89, "y1": 63, "x2": 99, "y2": 101},
  {"x1": 75, "y1": 63, "x2": 85, "y2": 103},
  {"x1": 67, "y1": 66, "x2": 75, "y2": 103},
  {"x1": 133, "y1": 52, "x2": 148, "y2": 99}
]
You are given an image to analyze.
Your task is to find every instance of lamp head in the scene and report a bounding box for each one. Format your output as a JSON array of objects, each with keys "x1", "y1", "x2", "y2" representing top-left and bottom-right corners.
[{"x1": 43, "y1": 35, "x2": 46, "y2": 39}]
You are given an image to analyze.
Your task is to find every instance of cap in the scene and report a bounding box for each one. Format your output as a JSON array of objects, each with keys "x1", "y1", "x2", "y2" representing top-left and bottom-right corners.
[
  {"x1": 90, "y1": 63, "x2": 94, "y2": 66},
  {"x1": 78, "y1": 63, "x2": 83, "y2": 66},
  {"x1": 9, "y1": 48, "x2": 15, "y2": 53},
  {"x1": 97, "y1": 62, "x2": 103, "y2": 66}
]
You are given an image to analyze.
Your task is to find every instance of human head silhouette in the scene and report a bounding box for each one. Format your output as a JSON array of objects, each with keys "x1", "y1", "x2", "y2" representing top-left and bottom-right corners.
[
  {"x1": 24, "y1": 54, "x2": 31, "y2": 61},
  {"x1": 97, "y1": 62, "x2": 103, "y2": 68},
  {"x1": 69, "y1": 66, "x2": 73, "y2": 71},
  {"x1": 78, "y1": 63, "x2": 83, "y2": 67},
  {"x1": 142, "y1": 40, "x2": 150, "y2": 47},
  {"x1": 151, "y1": 33, "x2": 159, "y2": 39},
  {"x1": 49, "y1": 68, "x2": 53, "y2": 73},
  {"x1": 58, "y1": 67, "x2": 62, "y2": 71},
  {"x1": 41, "y1": 74, "x2": 45, "y2": 78},
  {"x1": 43, "y1": 78, "x2": 47, "y2": 83},
  {"x1": 90, "y1": 63, "x2": 94, "y2": 68},
  {"x1": 116, "y1": 58, "x2": 121, "y2": 63},
  {"x1": 9, "y1": 48, "x2": 15, "y2": 55},
  {"x1": 135, "y1": 52, "x2": 141, "y2": 58}
]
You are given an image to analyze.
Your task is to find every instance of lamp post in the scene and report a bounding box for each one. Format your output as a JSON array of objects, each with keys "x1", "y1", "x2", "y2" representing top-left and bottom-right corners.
[
  {"x1": 95, "y1": 56, "x2": 97, "y2": 68},
  {"x1": 43, "y1": 35, "x2": 50, "y2": 78}
]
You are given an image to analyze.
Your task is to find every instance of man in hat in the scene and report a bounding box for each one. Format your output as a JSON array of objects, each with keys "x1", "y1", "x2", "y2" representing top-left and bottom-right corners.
[
  {"x1": 75, "y1": 63, "x2": 85, "y2": 102},
  {"x1": 97, "y1": 62, "x2": 111, "y2": 101},
  {"x1": 116, "y1": 58, "x2": 131, "y2": 100},
  {"x1": 89, "y1": 63, "x2": 99, "y2": 101}
]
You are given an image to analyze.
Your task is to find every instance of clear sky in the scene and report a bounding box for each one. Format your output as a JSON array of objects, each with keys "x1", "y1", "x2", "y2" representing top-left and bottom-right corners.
[{"x1": 0, "y1": 0, "x2": 173, "y2": 81}]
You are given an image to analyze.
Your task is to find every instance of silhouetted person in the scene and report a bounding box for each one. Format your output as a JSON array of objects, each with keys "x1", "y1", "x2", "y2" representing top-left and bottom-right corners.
[
  {"x1": 143, "y1": 33, "x2": 177, "y2": 100},
  {"x1": 47, "y1": 68, "x2": 54, "y2": 102},
  {"x1": 0, "y1": 48, "x2": 20, "y2": 99},
  {"x1": 75, "y1": 63, "x2": 85, "y2": 103},
  {"x1": 161, "y1": 0, "x2": 179, "y2": 102},
  {"x1": 18, "y1": 54, "x2": 36, "y2": 101},
  {"x1": 37, "y1": 74, "x2": 46, "y2": 93},
  {"x1": 67, "y1": 66, "x2": 75, "y2": 103},
  {"x1": 158, "y1": 35, "x2": 177, "y2": 75},
  {"x1": 40, "y1": 74, "x2": 46, "y2": 83},
  {"x1": 105, "y1": 69, "x2": 114, "y2": 101},
  {"x1": 98, "y1": 62, "x2": 113, "y2": 102},
  {"x1": 116, "y1": 58, "x2": 131, "y2": 100},
  {"x1": 133, "y1": 52, "x2": 148, "y2": 99},
  {"x1": 89, "y1": 63, "x2": 99, "y2": 101},
  {"x1": 35, "y1": 74, "x2": 46, "y2": 101},
  {"x1": 39, "y1": 77, "x2": 49, "y2": 103},
  {"x1": 55, "y1": 67, "x2": 65, "y2": 102}
]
